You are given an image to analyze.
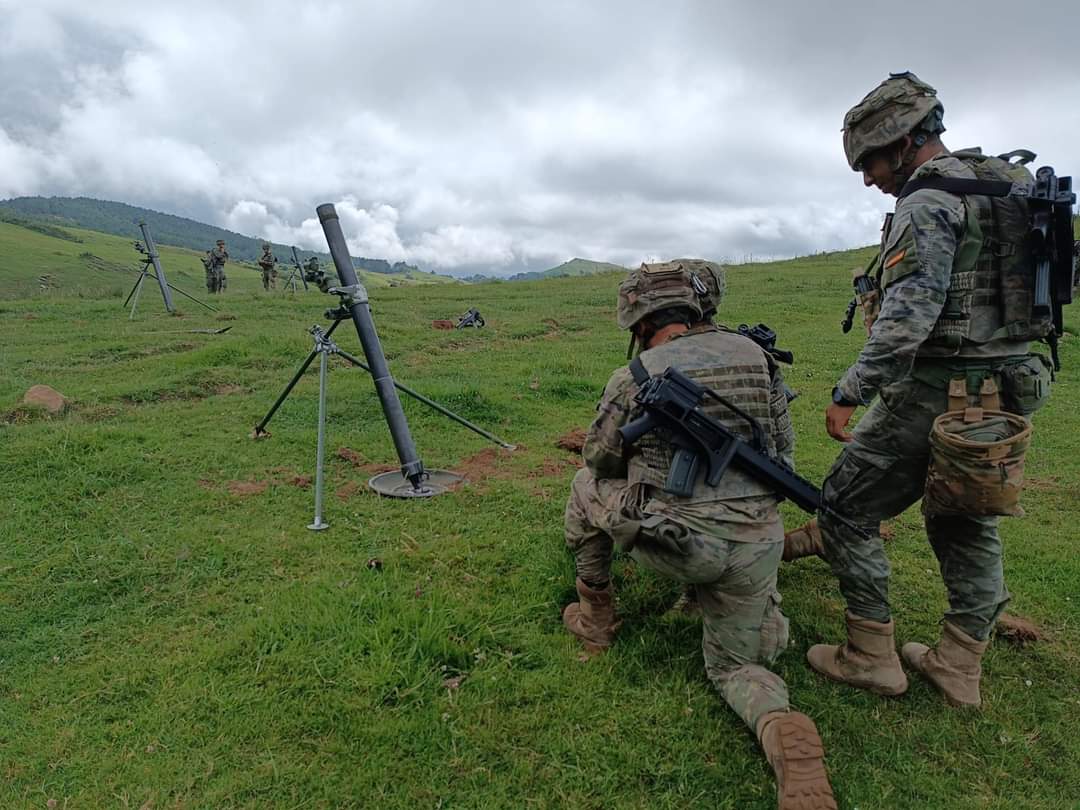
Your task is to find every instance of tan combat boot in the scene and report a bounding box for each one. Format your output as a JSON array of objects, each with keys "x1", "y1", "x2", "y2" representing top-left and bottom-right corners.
[
  {"x1": 783, "y1": 518, "x2": 824, "y2": 562},
  {"x1": 902, "y1": 621, "x2": 988, "y2": 708},
  {"x1": 756, "y1": 711, "x2": 838, "y2": 810},
  {"x1": 562, "y1": 578, "x2": 620, "y2": 652},
  {"x1": 806, "y1": 612, "x2": 908, "y2": 696}
]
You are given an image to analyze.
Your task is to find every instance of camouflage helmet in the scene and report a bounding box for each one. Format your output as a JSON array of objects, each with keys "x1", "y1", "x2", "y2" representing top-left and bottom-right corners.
[
  {"x1": 842, "y1": 72, "x2": 944, "y2": 170},
  {"x1": 261, "y1": 241, "x2": 270, "y2": 250},
  {"x1": 216, "y1": 239, "x2": 225, "y2": 245},
  {"x1": 616, "y1": 261, "x2": 704, "y2": 330},
  {"x1": 671, "y1": 258, "x2": 726, "y2": 318}
]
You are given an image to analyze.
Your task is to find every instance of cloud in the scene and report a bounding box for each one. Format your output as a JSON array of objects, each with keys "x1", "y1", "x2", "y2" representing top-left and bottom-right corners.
[{"x1": 1, "y1": 0, "x2": 1078, "y2": 275}]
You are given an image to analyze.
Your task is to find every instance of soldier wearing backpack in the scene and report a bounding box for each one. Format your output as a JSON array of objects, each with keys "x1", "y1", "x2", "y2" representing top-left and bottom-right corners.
[{"x1": 806, "y1": 72, "x2": 1056, "y2": 708}]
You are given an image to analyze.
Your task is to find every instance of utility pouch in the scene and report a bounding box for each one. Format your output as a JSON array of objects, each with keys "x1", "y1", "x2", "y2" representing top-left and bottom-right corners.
[
  {"x1": 638, "y1": 514, "x2": 692, "y2": 555},
  {"x1": 665, "y1": 445, "x2": 701, "y2": 497},
  {"x1": 1000, "y1": 354, "x2": 1054, "y2": 416},
  {"x1": 924, "y1": 402, "x2": 1032, "y2": 517},
  {"x1": 853, "y1": 270, "x2": 881, "y2": 334}
]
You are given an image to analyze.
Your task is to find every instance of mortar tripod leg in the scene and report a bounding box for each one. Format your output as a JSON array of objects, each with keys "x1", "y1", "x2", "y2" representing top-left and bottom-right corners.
[{"x1": 308, "y1": 348, "x2": 330, "y2": 531}]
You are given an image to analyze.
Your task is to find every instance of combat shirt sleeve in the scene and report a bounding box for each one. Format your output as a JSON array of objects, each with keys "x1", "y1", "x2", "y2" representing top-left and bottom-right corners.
[
  {"x1": 582, "y1": 366, "x2": 635, "y2": 480},
  {"x1": 836, "y1": 189, "x2": 963, "y2": 404}
]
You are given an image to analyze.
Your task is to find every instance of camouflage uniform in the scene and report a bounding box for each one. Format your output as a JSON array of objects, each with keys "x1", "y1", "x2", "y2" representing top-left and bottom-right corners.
[
  {"x1": 202, "y1": 251, "x2": 215, "y2": 293},
  {"x1": 208, "y1": 242, "x2": 229, "y2": 293},
  {"x1": 566, "y1": 320, "x2": 796, "y2": 731},
  {"x1": 258, "y1": 243, "x2": 277, "y2": 291},
  {"x1": 820, "y1": 78, "x2": 1051, "y2": 644}
]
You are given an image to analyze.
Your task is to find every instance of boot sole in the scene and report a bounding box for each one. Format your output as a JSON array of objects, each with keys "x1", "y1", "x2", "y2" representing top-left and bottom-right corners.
[{"x1": 770, "y1": 714, "x2": 837, "y2": 810}]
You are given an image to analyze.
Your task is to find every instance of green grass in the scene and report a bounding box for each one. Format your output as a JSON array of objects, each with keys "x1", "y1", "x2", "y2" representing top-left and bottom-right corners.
[{"x1": 1, "y1": 224, "x2": 1079, "y2": 809}]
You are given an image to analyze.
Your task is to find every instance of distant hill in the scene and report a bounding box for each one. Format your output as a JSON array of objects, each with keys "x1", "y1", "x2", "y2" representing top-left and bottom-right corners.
[
  {"x1": 491, "y1": 257, "x2": 627, "y2": 283},
  {"x1": 0, "y1": 196, "x2": 430, "y2": 276}
]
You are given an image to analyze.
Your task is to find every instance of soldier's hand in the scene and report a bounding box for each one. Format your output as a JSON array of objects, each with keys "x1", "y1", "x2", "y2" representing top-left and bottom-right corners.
[{"x1": 825, "y1": 403, "x2": 856, "y2": 443}]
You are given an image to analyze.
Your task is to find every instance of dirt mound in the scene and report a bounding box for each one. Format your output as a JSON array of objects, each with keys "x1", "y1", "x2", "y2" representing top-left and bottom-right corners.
[
  {"x1": 555, "y1": 428, "x2": 587, "y2": 454},
  {"x1": 995, "y1": 613, "x2": 1045, "y2": 646},
  {"x1": 453, "y1": 448, "x2": 516, "y2": 487},
  {"x1": 23, "y1": 384, "x2": 67, "y2": 415},
  {"x1": 336, "y1": 447, "x2": 366, "y2": 466}
]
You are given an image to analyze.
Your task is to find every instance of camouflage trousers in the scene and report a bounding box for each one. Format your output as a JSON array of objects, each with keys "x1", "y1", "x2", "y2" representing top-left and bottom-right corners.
[
  {"x1": 565, "y1": 468, "x2": 790, "y2": 730},
  {"x1": 206, "y1": 267, "x2": 226, "y2": 293},
  {"x1": 261, "y1": 268, "x2": 276, "y2": 290},
  {"x1": 819, "y1": 369, "x2": 1014, "y2": 642}
]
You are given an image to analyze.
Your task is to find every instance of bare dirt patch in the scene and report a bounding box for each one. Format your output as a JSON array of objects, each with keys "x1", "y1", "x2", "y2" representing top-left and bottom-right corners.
[
  {"x1": 995, "y1": 613, "x2": 1046, "y2": 646},
  {"x1": 453, "y1": 448, "x2": 516, "y2": 486},
  {"x1": 213, "y1": 384, "x2": 245, "y2": 396},
  {"x1": 432, "y1": 320, "x2": 454, "y2": 330},
  {"x1": 555, "y1": 428, "x2": 587, "y2": 454},
  {"x1": 227, "y1": 480, "x2": 269, "y2": 497},
  {"x1": 336, "y1": 447, "x2": 367, "y2": 466}
]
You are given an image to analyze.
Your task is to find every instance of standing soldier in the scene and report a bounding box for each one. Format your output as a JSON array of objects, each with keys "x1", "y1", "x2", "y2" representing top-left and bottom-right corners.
[
  {"x1": 201, "y1": 250, "x2": 215, "y2": 294},
  {"x1": 562, "y1": 263, "x2": 836, "y2": 810},
  {"x1": 258, "y1": 242, "x2": 277, "y2": 291},
  {"x1": 806, "y1": 72, "x2": 1053, "y2": 708},
  {"x1": 208, "y1": 239, "x2": 229, "y2": 293}
]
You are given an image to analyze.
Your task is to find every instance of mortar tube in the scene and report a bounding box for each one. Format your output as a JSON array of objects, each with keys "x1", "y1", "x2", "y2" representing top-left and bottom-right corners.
[{"x1": 316, "y1": 203, "x2": 425, "y2": 489}]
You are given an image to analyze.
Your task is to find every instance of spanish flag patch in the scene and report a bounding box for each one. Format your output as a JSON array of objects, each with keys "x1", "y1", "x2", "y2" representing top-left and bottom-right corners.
[{"x1": 884, "y1": 248, "x2": 907, "y2": 269}]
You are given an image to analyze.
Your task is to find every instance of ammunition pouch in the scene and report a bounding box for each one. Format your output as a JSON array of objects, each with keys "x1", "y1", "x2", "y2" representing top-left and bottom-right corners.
[
  {"x1": 924, "y1": 408, "x2": 1031, "y2": 517},
  {"x1": 999, "y1": 354, "x2": 1053, "y2": 416}
]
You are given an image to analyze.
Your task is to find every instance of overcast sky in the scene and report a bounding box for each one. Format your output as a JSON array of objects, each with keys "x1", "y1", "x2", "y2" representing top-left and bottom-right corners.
[{"x1": 2, "y1": 1, "x2": 1078, "y2": 276}]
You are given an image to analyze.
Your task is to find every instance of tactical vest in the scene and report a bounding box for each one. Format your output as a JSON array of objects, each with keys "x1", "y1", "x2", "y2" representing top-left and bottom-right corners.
[
  {"x1": 627, "y1": 327, "x2": 777, "y2": 500},
  {"x1": 898, "y1": 149, "x2": 1046, "y2": 349}
]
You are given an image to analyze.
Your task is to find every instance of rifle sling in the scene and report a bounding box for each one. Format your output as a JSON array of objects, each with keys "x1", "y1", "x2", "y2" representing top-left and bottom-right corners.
[
  {"x1": 629, "y1": 356, "x2": 650, "y2": 386},
  {"x1": 898, "y1": 176, "x2": 1014, "y2": 199}
]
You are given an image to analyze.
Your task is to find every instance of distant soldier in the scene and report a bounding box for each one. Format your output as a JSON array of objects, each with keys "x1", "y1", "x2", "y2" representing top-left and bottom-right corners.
[
  {"x1": 304, "y1": 255, "x2": 331, "y2": 293},
  {"x1": 258, "y1": 242, "x2": 277, "y2": 291},
  {"x1": 208, "y1": 239, "x2": 229, "y2": 293},
  {"x1": 201, "y1": 250, "x2": 215, "y2": 293}
]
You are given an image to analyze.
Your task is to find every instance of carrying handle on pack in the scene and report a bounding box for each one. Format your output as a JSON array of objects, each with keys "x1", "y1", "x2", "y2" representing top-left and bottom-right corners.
[{"x1": 997, "y1": 149, "x2": 1036, "y2": 165}]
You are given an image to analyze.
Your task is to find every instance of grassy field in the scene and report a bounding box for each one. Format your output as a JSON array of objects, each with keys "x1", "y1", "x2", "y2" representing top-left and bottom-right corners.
[{"x1": 1, "y1": 222, "x2": 1079, "y2": 810}]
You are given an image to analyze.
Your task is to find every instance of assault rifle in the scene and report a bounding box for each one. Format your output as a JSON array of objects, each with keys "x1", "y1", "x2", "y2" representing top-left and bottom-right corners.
[
  {"x1": 618, "y1": 365, "x2": 871, "y2": 539},
  {"x1": 736, "y1": 322, "x2": 797, "y2": 402},
  {"x1": 1028, "y1": 166, "x2": 1075, "y2": 370}
]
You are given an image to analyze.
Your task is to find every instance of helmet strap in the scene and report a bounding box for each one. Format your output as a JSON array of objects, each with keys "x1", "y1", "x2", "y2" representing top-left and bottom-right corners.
[{"x1": 889, "y1": 136, "x2": 922, "y2": 186}]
